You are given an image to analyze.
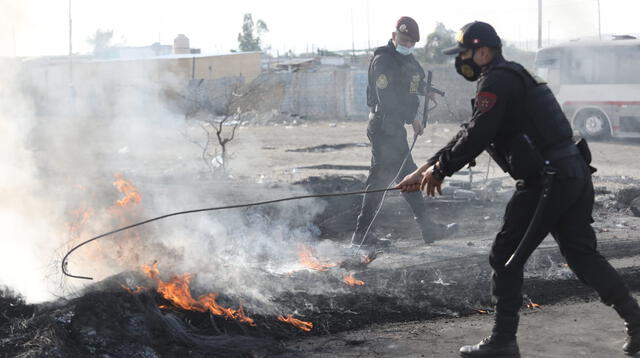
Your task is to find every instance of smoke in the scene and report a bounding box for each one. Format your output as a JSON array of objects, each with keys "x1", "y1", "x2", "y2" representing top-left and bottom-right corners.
[
  {"x1": 0, "y1": 57, "x2": 61, "y2": 302},
  {"x1": 0, "y1": 36, "x2": 339, "y2": 311}
]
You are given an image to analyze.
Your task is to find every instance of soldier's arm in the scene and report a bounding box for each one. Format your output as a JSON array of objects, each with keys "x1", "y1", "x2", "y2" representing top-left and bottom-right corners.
[
  {"x1": 426, "y1": 129, "x2": 465, "y2": 167},
  {"x1": 436, "y1": 70, "x2": 521, "y2": 176},
  {"x1": 372, "y1": 55, "x2": 419, "y2": 124}
]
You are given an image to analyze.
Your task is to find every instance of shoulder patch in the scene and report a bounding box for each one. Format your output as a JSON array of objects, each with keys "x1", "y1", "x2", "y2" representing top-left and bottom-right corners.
[
  {"x1": 376, "y1": 74, "x2": 389, "y2": 89},
  {"x1": 476, "y1": 91, "x2": 498, "y2": 113}
]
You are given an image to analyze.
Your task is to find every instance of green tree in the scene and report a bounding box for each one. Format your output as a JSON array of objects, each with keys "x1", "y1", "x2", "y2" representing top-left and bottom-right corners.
[
  {"x1": 423, "y1": 23, "x2": 456, "y2": 64},
  {"x1": 237, "y1": 13, "x2": 268, "y2": 52},
  {"x1": 87, "y1": 29, "x2": 114, "y2": 57}
]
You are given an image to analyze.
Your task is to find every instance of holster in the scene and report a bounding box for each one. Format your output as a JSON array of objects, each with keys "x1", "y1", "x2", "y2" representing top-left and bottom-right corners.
[
  {"x1": 575, "y1": 137, "x2": 597, "y2": 173},
  {"x1": 368, "y1": 109, "x2": 405, "y2": 137}
]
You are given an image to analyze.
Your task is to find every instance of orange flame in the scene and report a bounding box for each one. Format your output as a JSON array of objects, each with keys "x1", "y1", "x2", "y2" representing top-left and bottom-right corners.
[
  {"x1": 477, "y1": 309, "x2": 488, "y2": 314},
  {"x1": 527, "y1": 302, "x2": 541, "y2": 309},
  {"x1": 143, "y1": 262, "x2": 160, "y2": 279},
  {"x1": 121, "y1": 284, "x2": 146, "y2": 294},
  {"x1": 67, "y1": 208, "x2": 94, "y2": 239},
  {"x1": 343, "y1": 273, "x2": 365, "y2": 286},
  {"x1": 113, "y1": 173, "x2": 141, "y2": 207},
  {"x1": 278, "y1": 315, "x2": 313, "y2": 331},
  {"x1": 141, "y1": 263, "x2": 256, "y2": 326},
  {"x1": 297, "y1": 244, "x2": 336, "y2": 271}
]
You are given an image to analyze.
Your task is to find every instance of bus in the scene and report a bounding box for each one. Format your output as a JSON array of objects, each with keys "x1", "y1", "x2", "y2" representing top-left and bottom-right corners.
[{"x1": 535, "y1": 37, "x2": 640, "y2": 139}]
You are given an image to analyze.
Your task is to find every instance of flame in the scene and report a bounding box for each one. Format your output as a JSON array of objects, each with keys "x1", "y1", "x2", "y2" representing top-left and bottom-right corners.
[
  {"x1": 527, "y1": 302, "x2": 541, "y2": 309},
  {"x1": 121, "y1": 284, "x2": 146, "y2": 294},
  {"x1": 143, "y1": 262, "x2": 160, "y2": 279},
  {"x1": 108, "y1": 174, "x2": 148, "y2": 267},
  {"x1": 477, "y1": 309, "x2": 488, "y2": 314},
  {"x1": 141, "y1": 263, "x2": 255, "y2": 326},
  {"x1": 278, "y1": 315, "x2": 313, "y2": 331},
  {"x1": 113, "y1": 173, "x2": 141, "y2": 207},
  {"x1": 297, "y1": 244, "x2": 336, "y2": 271},
  {"x1": 343, "y1": 273, "x2": 365, "y2": 286},
  {"x1": 66, "y1": 208, "x2": 94, "y2": 239}
]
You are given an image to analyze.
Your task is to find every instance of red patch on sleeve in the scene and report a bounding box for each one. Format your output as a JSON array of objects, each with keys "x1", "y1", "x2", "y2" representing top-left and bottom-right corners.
[{"x1": 475, "y1": 92, "x2": 498, "y2": 113}]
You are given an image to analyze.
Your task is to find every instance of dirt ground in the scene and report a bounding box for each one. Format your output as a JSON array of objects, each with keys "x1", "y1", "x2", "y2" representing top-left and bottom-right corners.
[
  {"x1": 30, "y1": 118, "x2": 640, "y2": 357},
  {"x1": 276, "y1": 295, "x2": 637, "y2": 358},
  {"x1": 236, "y1": 121, "x2": 640, "y2": 358}
]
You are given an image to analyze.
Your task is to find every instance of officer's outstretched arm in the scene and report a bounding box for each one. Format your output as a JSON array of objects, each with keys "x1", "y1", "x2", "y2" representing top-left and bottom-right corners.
[{"x1": 436, "y1": 71, "x2": 519, "y2": 177}]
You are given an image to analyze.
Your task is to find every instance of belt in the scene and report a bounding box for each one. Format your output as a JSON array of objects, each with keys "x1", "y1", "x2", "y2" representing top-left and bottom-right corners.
[{"x1": 543, "y1": 143, "x2": 580, "y2": 162}]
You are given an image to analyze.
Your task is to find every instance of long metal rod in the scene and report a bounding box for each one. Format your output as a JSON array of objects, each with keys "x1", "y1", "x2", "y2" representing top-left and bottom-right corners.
[{"x1": 61, "y1": 187, "x2": 400, "y2": 280}]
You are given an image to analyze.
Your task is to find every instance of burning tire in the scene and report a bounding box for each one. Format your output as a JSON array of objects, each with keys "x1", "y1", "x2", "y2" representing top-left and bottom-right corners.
[{"x1": 574, "y1": 108, "x2": 611, "y2": 140}]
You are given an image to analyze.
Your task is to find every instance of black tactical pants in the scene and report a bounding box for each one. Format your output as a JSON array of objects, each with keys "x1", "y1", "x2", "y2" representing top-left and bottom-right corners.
[
  {"x1": 490, "y1": 157, "x2": 631, "y2": 318},
  {"x1": 353, "y1": 118, "x2": 428, "y2": 236}
]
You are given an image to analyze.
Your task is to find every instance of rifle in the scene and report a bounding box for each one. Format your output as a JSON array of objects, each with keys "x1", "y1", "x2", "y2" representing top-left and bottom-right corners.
[{"x1": 422, "y1": 70, "x2": 445, "y2": 128}]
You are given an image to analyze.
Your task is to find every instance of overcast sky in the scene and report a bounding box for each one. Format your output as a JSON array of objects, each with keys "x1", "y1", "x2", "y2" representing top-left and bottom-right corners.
[{"x1": 1, "y1": 0, "x2": 638, "y2": 57}]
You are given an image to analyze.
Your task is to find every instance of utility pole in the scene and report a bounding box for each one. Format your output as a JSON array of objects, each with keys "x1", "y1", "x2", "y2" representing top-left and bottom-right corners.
[
  {"x1": 68, "y1": 0, "x2": 75, "y2": 106},
  {"x1": 366, "y1": 0, "x2": 371, "y2": 55},
  {"x1": 597, "y1": 0, "x2": 602, "y2": 40},
  {"x1": 538, "y1": 0, "x2": 542, "y2": 49},
  {"x1": 547, "y1": 21, "x2": 551, "y2": 47},
  {"x1": 351, "y1": 8, "x2": 356, "y2": 62}
]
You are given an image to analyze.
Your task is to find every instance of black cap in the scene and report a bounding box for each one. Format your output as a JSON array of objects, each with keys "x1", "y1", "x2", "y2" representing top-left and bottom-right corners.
[
  {"x1": 396, "y1": 16, "x2": 420, "y2": 42},
  {"x1": 443, "y1": 21, "x2": 501, "y2": 55}
]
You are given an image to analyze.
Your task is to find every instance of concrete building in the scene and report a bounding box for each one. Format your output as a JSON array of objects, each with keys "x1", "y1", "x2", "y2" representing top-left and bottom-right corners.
[{"x1": 20, "y1": 51, "x2": 262, "y2": 117}]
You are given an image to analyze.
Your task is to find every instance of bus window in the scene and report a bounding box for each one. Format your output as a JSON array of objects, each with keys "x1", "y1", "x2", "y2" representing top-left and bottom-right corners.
[
  {"x1": 535, "y1": 49, "x2": 562, "y2": 84},
  {"x1": 565, "y1": 48, "x2": 616, "y2": 84},
  {"x1": 614, "y1": 46, "x2": 640, "y2": 84}
]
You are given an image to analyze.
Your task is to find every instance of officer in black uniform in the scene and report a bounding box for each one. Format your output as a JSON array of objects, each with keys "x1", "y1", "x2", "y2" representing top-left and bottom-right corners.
[
  {"x1": 398, "y1": 21, "x2": 640, "y2": 357},
  {"x1": 352, "y1": 16, "x2": 454, "y2": 248}
]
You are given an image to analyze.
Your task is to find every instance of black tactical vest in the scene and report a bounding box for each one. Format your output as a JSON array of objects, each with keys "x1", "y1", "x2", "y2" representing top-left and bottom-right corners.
[
  {"x1": 487, "y1": 62, "x2": 574, "y2": 179},
  {"x1": 494, "y1": 61, "x2": 573, "y2": 150},
  {"x1": 366, "y1": 44, "x2": 425, "y2": 109}
]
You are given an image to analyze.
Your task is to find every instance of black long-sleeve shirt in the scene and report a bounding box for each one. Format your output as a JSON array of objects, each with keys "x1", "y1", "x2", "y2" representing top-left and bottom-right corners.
[{"x1": 430, "y1": 58, "x2": 525, "y2": 176}]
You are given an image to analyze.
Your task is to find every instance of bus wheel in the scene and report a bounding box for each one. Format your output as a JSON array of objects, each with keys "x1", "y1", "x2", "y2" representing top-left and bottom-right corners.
[{"x1": 575, "y1": 109, "x2": 610, "y2": 140}]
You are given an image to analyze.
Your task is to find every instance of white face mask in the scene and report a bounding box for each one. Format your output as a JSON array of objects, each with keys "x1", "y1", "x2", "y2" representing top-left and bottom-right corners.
[{"x1": 396, "y1": 44, "x2": 415, "y2": 56}]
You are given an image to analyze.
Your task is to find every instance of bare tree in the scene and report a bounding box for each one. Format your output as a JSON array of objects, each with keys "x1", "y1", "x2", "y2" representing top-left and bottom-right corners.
[
  {"x1": 87, "y1": 29, "x2": 114, "y2": 58},
  {"x1": 181, "y1": 79, "x2": 244, "y2": 177}
]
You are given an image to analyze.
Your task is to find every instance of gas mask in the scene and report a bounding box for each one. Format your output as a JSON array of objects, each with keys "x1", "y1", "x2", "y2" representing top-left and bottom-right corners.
[
  {"x1": 455, "y1": 50, "x2": 482, "y2": 81},
  {"x1": 396, "y1": 44, "x2": 415, "y2": 56}
]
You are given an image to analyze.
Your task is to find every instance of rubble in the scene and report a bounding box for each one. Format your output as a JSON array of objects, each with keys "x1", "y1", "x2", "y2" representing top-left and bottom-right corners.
[
  {"x1": 286, "y1": 143, "x2": 370, "y2": 153},
  {"x1": 6, "y1": 233, "x2": 640, "y2": 358}
]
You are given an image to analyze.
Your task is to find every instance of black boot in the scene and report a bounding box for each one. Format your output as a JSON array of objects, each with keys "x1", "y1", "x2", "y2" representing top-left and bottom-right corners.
[
  {"x1": 614, "y1": 297, "x2": 640, "y2": 355},
  {"x1": 416, "y1": 215, "x2": 458, "y2": 244},
  {"x1": 459, "y1": 315, "x2": 521, "y2": 357}
]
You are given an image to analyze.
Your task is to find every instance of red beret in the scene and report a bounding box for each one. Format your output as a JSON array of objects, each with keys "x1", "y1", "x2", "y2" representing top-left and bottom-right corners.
[{"x1": 396, "y1": 16, "x2": 420, "y2": 42}]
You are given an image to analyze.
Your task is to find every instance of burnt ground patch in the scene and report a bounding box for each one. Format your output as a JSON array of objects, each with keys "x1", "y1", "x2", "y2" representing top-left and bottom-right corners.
[
  {"x1": 4, "y1": 235, "x2": 640, "y2": 358},
  {"x1": 4, "y1": 175, "x2": 640, "y2": 357},
  {"x1": 285, "y1": 143, "x2": 370, "y2": 153}
]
